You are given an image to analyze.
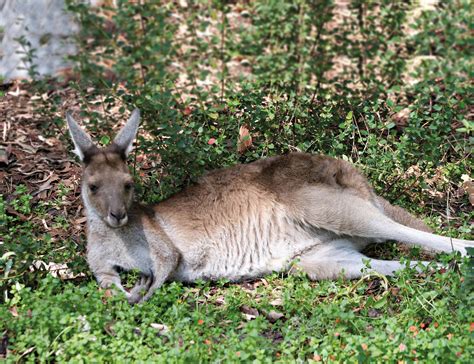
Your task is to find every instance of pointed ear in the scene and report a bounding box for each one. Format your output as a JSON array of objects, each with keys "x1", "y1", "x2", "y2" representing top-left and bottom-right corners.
[
  {"x1": 113, "y1": 109, "x2": 140, "y2": 157},
  {"x1": 66, "y1": 112, "x2": 97, "y2": 161}
]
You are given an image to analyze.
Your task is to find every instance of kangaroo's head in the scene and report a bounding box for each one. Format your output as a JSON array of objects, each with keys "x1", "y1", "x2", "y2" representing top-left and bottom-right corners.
[{"x1": 66, "y1": 110, "x2": 140, "y2": 228}]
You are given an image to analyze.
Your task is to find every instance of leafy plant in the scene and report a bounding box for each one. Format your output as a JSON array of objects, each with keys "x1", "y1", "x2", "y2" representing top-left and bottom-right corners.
[{"x1": 2, "y1": 0, "x2": 472, "y2": 361}]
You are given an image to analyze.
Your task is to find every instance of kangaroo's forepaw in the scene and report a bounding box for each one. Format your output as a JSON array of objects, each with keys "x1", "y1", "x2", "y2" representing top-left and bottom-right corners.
[{"x1": 126, "y1": 275, "x2": 152, "y2": 304}]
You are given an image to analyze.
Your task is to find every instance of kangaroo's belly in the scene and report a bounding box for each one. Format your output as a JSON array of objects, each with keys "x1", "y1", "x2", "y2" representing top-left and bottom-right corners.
[
  {"x1": 168, "y1": 210, "x2": 326, "y2": 282},
  {"x1": 172, "y1": 240, "x2": 291, "y2": 282}
]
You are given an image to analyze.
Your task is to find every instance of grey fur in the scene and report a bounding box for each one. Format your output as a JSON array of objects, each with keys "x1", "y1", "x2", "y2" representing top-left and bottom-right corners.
[
  {"x1": 66, "y1": 112, "x2": 95, "y2": 160},
  {"x1": 113, "y1": 109, "x2": 140, "y2": 156},
  {"x1": 66, "y1": 110, "x2": 474, "y2": 304}
]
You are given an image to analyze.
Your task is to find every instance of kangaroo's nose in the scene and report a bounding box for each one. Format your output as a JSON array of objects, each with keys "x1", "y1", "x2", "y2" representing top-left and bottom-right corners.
[{"x1": 110, "y1": 211, "x2": 127, "y2": 222}]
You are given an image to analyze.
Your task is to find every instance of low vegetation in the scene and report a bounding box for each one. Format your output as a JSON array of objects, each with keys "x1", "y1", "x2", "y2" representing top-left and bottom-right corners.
[{"x1": 1, "y1": 0, "x2": 472, "y2": 361}]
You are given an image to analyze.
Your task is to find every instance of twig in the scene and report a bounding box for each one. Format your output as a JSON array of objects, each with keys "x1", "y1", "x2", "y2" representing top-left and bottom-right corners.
[
  {"x1": 220, "y1": 5, "x2": 226, "y2": 103},
  {"x1": 16, "y1": 346, "x2": 36, "y2": 363},
  {"x1": 138, "y1": 0, "x2": 147, "y2": 86},
  {"x1": 356, "y1": 1, "x2": 365, "y2": 82},
  {"x1": 296, "y1": 1, "x2": 306, "y2": 96},
  {"x1": 308, "y1": 15, "x2": 324, "y2": 107}
]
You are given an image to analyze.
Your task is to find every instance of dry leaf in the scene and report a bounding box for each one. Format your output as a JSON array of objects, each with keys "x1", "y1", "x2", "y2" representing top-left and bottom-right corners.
[
  {"x1": 0, "y1": 147, "x2": 10, "y2": 166},
  {"x1": 74, "y1": 216, "x2": 88, "y2": 225},
  {"x1": 33, "y1": 173, "x2": 59, "y2": 196},
  {"x1": 150, "y1": 323, "x2": 169, "y2": 335},
  {"x1": 270, "y1": 298, "x2": 283, "y2": 306},
  {"x1": 368, "y1": 308, "x2": 382, "y2": 318},
  {"x1": 103, "y1": 289, "x2": 113, "y2": 298},
  {"x1": 215, "y1": 296, "x2": 225, "y2": 306},
  {"x1": 240, "y1": 305, "x2": 259, "y2": 320},
  {"x1": 104, "y1": 321, "x2": 116, "y2": 336},
  {"x1": 392, "y1": 108, "x2": 410, "y2": 128},
  {"x1": 264, "y1": 310, "x2": 284, "y2": 323},
  {"x1": 7, "y1": 87, "x2": 23, "y2": 97},
  {"x1": 9, "y1": 306, "x2": 19, "y2": 317},
  {"x1": 461, "y1": 179, "x2": 474, "y2": 206},
  {"x1": 237, "y1": 124, "x2": 252, "y2": 153},
  {"x1": 30, "y1": 260, "x2": 86, "y2": 280}
]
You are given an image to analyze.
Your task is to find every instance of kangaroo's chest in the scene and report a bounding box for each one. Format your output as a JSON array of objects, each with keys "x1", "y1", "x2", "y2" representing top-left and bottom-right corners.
[{"x1": 87, "y1": 223, "x2": 154, "y2": 274}]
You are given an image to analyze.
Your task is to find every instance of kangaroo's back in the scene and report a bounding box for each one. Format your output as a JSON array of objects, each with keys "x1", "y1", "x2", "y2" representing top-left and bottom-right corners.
[
  {"x1": 254, "y1": 153, "x2": 374, "y2": 199},
  {"x1": 157, "y1": 153, "x2": 376, "y2": 213},
  {"x1": 155, "y1": 153, "x2": 427, "y2": 239}
]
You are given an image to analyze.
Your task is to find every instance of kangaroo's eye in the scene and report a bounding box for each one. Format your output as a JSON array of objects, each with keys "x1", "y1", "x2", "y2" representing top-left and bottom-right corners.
[
  {"x1": 124, "y1": 182, "x2": 133, "y2": 191},
  {"x1": 89, "y1": 184, "x2": 99, "y2": 193}
]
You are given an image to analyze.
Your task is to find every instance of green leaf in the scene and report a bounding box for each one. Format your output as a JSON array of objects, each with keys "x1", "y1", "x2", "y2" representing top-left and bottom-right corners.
[
  {"x1": 100, "y1": 136, "x2": 111, "y2": 146},
  {"x1": 345, "y1": 111, "x2": 353, "y2": 121}
]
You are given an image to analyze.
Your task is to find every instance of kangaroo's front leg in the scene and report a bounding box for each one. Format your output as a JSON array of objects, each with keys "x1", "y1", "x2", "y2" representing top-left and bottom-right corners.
[
  {"x1": 127, "y1": 274, "x2": 152, "y2": 304},
  {"x1": 93, "y1": 267, "x2": 131, "y2": 298},
  {"x1": 138, "y1": 239, "x2": 180, "y2": 303},
  {"x1": 94, "y1": 267, "x2": 154, "y2": 304}
]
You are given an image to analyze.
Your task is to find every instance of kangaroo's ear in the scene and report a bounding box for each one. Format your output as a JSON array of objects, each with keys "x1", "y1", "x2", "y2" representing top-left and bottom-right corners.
[
  {"x1": 66, "y1": 112, "x2": 97, "y2": 161},
  {"x1": 113, "y1": 109, "x2": 140, "y2": 157}
]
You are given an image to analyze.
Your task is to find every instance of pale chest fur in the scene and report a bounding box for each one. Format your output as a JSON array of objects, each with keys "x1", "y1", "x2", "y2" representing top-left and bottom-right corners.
[{"x1": 86, "y1": 215, "x2": 155, "y2": 276}]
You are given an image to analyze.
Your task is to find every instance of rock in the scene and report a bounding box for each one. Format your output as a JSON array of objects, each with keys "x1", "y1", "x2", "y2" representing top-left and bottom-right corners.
[{"x1": 0, "y1": 0, "x2": 78, "y2": 81}]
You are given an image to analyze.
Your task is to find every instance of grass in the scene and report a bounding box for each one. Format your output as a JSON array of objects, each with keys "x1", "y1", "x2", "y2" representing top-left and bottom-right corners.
[{"x1": 2, "y1": 259, "x2": 473, "y2": 362}]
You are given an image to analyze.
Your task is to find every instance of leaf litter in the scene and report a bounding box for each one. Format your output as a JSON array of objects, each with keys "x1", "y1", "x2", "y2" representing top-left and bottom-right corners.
[{"x1": 1, "y1": 81, "x2": 85, "y2": 280}]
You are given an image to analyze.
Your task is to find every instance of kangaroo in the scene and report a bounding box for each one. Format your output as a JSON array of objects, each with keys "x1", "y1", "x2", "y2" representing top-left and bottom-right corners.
[{"x1": 66, "y1": 109, "x2": 473, "y2": 304}]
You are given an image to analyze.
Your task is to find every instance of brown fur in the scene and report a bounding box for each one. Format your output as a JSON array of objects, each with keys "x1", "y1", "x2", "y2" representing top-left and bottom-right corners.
[
  {"x1": 83, "y1": 150, "x2": 134, "y2": 225},
  {"x1": 376, "y1": 196, "x2": 433, "y2": 233},
  {"x1": 254, "y1": 153, "x2": 375, "y2": 199},
  {"x1": 66, "y1": 110, "x2": 471, "y2": 304},
  {"x1": 156, "y1": 153, "x2": 431, "y2": 234}
]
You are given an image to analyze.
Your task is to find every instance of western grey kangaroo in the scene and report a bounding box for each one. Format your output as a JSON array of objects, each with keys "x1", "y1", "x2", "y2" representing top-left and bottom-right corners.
[{"x1": 66, "y1": 109, "x2": 473, "y2": 303}]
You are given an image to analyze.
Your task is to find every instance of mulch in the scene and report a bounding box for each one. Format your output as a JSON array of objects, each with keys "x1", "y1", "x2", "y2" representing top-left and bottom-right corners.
[{"x1": 0, "y1": 82, "x2": 85, "y2": 249}]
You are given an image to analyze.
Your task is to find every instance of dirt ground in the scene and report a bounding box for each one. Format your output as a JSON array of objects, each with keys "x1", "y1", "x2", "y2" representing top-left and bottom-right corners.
[{"x1": 1, "y1": 82, "x2": 86, "y2": 263}]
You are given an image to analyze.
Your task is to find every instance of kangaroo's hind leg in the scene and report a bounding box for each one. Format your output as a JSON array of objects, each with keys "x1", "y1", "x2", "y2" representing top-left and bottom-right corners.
[
  {"x1": 294, "y1": 187, "x2": 474, "y2": 255},
  {"x1": 375, "y1": 196, "x2": 433, "y2": 233},
  {"x1": 296, "y1": 239, "x2": 431, "y2": 280}
]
